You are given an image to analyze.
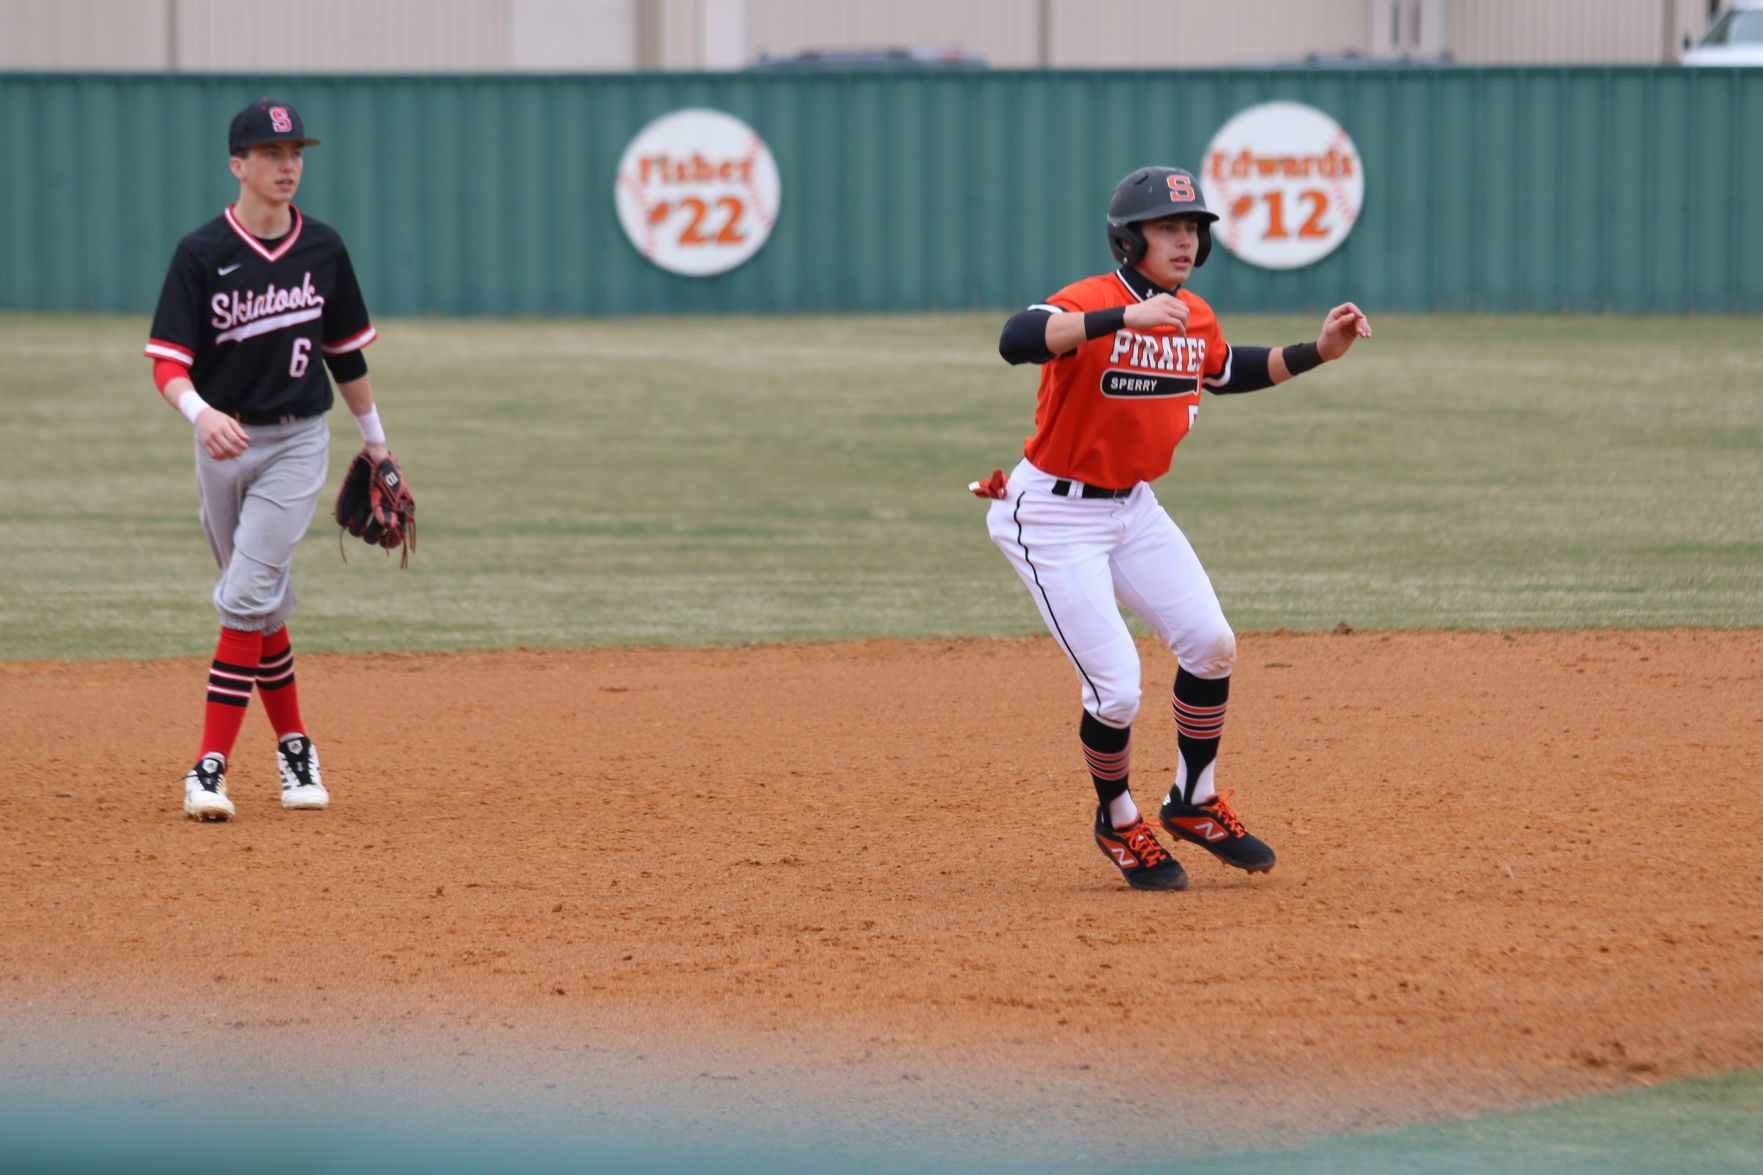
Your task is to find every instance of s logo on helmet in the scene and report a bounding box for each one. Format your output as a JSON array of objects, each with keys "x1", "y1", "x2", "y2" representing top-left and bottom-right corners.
[
  {"x1": 1166, "y1": 173, "x2": 1197, "y2": 202},
  {"x1": 269, "y1": 107, "x2": 293, "y2": 133}
]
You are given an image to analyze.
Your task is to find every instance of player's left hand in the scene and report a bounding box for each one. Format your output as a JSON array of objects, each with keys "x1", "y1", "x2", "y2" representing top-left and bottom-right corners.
[{"x1": 1316, "y1": 302, "x2": 1373, "y2": 361}]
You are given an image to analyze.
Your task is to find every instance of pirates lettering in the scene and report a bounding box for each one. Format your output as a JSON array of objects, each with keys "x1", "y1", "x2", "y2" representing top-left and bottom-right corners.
[{"x1": 1105, "y1": 329, "x2": 1207, "y2": 375}]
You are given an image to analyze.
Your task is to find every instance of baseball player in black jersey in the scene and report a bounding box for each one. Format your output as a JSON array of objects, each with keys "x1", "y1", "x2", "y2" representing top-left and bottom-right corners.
[{"x1": 145, "y1": 98, "x2": 393, "y2": 820}]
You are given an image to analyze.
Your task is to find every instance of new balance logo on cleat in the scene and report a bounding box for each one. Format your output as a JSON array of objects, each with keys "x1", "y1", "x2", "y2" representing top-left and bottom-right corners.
[
  {"x1": 1159, "y1": 790, "x2": 1276, "y2": 873},
  {"x1": 1093, "y1": 805, "x2": 1189, "y2": 891}
]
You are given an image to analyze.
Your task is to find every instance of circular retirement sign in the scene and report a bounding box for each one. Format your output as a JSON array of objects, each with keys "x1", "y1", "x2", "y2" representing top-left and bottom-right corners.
[
  {"x1": 614, "y1": 108, "x2": 781, "y2": 277},
  {"x1": 1199, "y1": 102, "x2": 1363, "y2": 270}
]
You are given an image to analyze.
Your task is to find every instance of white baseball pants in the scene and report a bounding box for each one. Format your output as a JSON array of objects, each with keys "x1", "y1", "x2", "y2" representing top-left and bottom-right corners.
[{"x1": 986, "y1": 458, "x2": 1236, "y2": 729}]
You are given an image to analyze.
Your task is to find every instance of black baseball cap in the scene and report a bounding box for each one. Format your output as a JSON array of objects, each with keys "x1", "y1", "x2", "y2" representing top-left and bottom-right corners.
[{"x1": 228, "y1": 98, "x2": 320, "y2": 154}]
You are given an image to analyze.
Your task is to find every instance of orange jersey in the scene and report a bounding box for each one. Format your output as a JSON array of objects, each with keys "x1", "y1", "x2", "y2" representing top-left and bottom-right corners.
[{"x1": 1022, "y1": 267, "x2": 1232, "y2": 488}]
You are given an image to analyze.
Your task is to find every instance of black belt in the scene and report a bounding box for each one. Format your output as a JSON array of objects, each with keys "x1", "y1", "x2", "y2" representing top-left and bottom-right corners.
[
  {"x1": 232, "y1": 410, "x2": 309, "y2": 425},
  {"x1": 1050, "y1": 478, "x2": 1133, "y2": 500}
]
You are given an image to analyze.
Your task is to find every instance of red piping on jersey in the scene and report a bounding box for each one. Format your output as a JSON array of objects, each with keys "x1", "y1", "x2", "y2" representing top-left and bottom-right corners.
[
  {"x1": 224, "y1": 204, "x2": 304, "y2": 262},
  {"x1": 322, "y1": 324, "x2": 377, "y2": 356},
  {"x1": 144, "y1": 337, "x2": 195, "y2": 364}
]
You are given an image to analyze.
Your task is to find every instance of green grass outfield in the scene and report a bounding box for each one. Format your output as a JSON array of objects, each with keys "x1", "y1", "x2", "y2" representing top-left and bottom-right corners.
[{"x1": 3, "y1": 311, "x2": 1759, "y2": 660}]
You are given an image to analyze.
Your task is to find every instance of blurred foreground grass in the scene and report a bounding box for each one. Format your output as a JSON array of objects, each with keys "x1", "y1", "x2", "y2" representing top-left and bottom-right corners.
[{"x1": 1147, "y1": 1067, "x2": 1763, "y2": 1175}]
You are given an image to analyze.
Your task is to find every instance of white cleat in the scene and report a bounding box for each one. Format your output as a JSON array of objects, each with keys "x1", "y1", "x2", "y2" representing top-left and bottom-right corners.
[
  {"x1": 183, "y1": 753, "x2": 235, "y2": 821},
  {"x1": 277, "y1": 734, "x2": 329, "y2": 810}
]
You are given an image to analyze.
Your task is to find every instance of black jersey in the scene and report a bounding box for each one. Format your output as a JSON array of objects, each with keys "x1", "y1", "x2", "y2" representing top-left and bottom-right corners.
[{"x1": 145, "y1": 205, "x2": 375, "y2": 417}]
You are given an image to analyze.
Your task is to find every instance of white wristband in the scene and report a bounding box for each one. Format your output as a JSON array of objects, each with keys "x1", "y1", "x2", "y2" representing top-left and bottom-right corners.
[
  {"x1": 176, "y1": 389, "x2": 211, "y2": 425},
  {"x1": 354, "y1": 407, "x2": 387, "y2": 445}
]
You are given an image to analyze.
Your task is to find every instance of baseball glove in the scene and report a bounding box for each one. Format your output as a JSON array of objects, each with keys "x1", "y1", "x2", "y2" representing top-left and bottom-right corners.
[{"x1": 334, "y1": 448, "x2": 416, "y2": 566}]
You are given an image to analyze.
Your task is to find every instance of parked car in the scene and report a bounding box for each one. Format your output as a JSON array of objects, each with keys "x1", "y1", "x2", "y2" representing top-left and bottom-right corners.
[
  {"x1": 746, "y1": 46, "x2": 985, "y2": 72},
  {"x1": 1683, "y1": 1, "x2": 1763, "y2": 65}
]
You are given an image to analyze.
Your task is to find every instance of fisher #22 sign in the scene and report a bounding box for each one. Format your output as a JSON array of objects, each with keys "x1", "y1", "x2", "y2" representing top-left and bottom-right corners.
[{"x1": 614, "y1": 108, "x2": 781, "y2": 277}]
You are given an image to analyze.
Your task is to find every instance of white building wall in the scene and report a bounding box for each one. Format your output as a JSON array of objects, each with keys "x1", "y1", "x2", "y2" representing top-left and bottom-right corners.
[
  {"x1": 0, "y1": 0, "x2": 173, "y2": 69},
  {"x1": 1446, "y1": 0, "x2": 1716, "y2": 65},
  {"x1": 745, "y1": 0, "x2": 1040, "y2": 66},
  {"x1": 0, "y1": 0, "x2": 1729, "y2": 71},
  {"x1": 642, "y1": 0, "x2": 706, "y2": 69},
  {"x1": 176, "y1": 0, "x2": 509, "y2": 71},
  {"x1": 511, "y1": 0, "x2": 638, "y2": 71},
  {"x1": 1053, "y1": 0, "x2": 1374, "y2": 67}
]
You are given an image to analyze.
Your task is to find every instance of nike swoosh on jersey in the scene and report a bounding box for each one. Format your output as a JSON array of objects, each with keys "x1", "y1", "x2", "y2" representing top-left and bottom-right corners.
[{"x1": 219, "y1": 263, "x2": 243, "y2": 275}]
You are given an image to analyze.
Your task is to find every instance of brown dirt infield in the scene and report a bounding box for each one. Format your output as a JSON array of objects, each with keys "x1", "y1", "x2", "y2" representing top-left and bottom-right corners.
[{"x1": 2, "y1": 630, "x2": 1760, "y2": 1170}]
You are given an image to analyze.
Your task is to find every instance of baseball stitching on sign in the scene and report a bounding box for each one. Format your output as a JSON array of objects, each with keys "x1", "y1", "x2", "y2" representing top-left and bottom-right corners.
[
  {"x1": 740, "y1": 134, "x2": 776, "y2": 232},
  {"x1": 616, "y1": 169, "x2": 661, "y2": 259},
  {"x1": 1324, "y1": 130, "x2": 1359, "y2": 228},
  {"x1": 1209, "y1": 165, "x2": 1243, "y2": 253}
]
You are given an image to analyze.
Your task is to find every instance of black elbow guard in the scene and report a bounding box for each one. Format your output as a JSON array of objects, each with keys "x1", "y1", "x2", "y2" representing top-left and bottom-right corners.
[
  {"x1": 999, "y1": 309, "x2": 1056, "y2": 365},
  {"x1": 1208, "y1": 345, "x2": 1273, "y2": 394},
  {"x1": 324, "y1": 348, "x2": 369, "y2": 384}
]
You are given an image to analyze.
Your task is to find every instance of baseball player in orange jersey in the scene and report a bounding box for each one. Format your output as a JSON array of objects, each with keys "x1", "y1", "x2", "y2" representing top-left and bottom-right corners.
[{"x1": 983, "y1": 166, "x2": 1371, "y2": 890}]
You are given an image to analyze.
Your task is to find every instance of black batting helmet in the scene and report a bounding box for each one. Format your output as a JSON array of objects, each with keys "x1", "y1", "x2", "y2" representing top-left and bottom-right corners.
[{"x1": 1106, "y1": 166, "x2": 1218, "y2": 268}]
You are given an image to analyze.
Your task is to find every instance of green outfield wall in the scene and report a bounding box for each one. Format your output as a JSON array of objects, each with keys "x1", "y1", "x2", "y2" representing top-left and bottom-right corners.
[{"x1": 1, "y1": 67, "x2": 1758, "y2": 316}]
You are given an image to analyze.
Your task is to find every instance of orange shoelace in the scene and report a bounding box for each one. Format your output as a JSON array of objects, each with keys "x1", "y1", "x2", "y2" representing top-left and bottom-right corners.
[
  {"x1": 1124, "y1": 821, "x2": 1171, "y2": 867},
  {"x1": 1205, "y1": 789, "x2": 1248, "y2": 838}
]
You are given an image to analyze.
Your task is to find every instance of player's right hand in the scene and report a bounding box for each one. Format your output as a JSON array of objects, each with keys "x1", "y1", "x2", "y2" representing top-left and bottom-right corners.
[
  {"x1": 195, "y1": 409, "x2": 251, "y2": 460},
  {"x1": 1122, "y1": 292, "x2": 1190, "y2": 333}
]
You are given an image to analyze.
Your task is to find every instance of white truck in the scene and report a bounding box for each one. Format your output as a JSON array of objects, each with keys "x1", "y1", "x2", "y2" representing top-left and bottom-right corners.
[{"x1": 1683, "y1": 1, "x2": 1763, "y2": 65}]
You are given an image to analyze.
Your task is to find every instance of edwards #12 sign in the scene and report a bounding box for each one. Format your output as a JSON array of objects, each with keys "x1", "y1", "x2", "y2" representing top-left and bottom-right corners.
[{"x1": 1199, "y1": 101, "x2": 1364, "y2": 271}]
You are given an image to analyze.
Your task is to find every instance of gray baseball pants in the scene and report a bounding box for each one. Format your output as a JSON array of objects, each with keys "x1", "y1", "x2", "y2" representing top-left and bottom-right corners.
[{"x1": 194, "y1": 415, "x2": 329, "y2": 632}]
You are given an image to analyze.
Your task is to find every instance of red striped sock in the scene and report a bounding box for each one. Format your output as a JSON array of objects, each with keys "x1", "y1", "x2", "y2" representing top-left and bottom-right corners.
[
  {"x1": 198, "y1": 626, "x2": 262, "y2": 762},
  {"x1": 255, "y1": 623, "x2": 306, "y2": 739}
]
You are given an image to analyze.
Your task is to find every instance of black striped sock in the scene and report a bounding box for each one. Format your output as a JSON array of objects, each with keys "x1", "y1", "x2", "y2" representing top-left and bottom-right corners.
[
  {"x1": 1080, "y1": 710, "x2": 1132, "y2": 805},
  {"x1": 1172, "y1": 668, "x2": 1230, "y2": 804}
]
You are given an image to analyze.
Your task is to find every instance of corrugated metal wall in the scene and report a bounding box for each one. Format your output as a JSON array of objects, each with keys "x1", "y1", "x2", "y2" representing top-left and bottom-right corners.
[{"x1": 1, "y1": 68, "x2": 1758, "y2": 316}]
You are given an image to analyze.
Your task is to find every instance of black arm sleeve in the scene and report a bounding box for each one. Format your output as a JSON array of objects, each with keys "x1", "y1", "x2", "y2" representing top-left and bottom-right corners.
[
  {"x1": 998, "y1": 309, "x2": 1056, "y2": 365},
  {"x1": 324, "y1": 349, "x2": 369, "y2": 383},
  {"x1": 1206, "y1": 344, "x2": 1274, "y2": 395}
]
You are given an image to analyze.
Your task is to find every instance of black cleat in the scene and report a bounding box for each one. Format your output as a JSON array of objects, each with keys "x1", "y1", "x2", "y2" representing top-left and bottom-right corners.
[
  {"x1": 1159, "y1": 790, "x2": 1275, "y2": 873},
  {"x1": 1093, "y1": 805, "x2": 1189, "y2": 890}
]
